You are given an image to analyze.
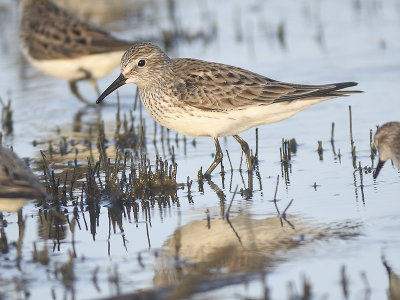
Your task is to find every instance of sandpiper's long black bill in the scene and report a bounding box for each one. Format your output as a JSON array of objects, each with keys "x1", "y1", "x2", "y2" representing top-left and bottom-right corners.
[
  {"x1": 373, "y1": 159, "x2": 386, "y2": 179},
  {"x1": 96, "y1": 73, "x2": 127, "y2": 104}
]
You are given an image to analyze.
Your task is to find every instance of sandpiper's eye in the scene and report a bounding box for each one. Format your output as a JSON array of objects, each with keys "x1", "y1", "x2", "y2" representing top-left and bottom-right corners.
[{"x1": 138, "y1": 60, "x2": 146, "y2": 67}]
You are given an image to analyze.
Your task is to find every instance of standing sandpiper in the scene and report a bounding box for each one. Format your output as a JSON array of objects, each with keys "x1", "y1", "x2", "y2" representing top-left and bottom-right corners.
[
  {"x1": 20, "y1": 0, "x2": 133, "y2": 104},
  {"x1": 97, "y1": 42, "x2": 361, "y2": 178},
  {"x1": 373, "y1": 122, "x2": 400, "y2": 179}
]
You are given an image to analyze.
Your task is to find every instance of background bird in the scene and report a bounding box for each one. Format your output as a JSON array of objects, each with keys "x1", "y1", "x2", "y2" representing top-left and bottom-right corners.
[
  {"x1": 0, "y1": 146, "x2": 47, "y2": 212},
  {"x1": 373, "y1": 121, "x2": 400, "y2": 179},
  {"x1": 20, "y1": 0, "x2": 134, "y2": 104}
]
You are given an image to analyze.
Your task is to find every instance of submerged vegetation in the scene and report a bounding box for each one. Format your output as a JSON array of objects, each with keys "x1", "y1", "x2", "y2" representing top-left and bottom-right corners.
[{"x1": 37, "y1": 102, "x2": 181, "y2": 221}]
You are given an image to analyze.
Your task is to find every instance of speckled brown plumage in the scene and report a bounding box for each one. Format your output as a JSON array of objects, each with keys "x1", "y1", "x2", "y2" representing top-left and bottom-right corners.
[
  {"x1": 374, "y1": 121, "x2": 400, "y2": 179},
  {"x1": 19, "y1": 0, "x2": 135, "y2": 103},
  {"x1": 20, "y1": 0, "x2": 132, "y2": 60},
  {"x1": 0, "y1": 146, "x2": 46, "y2": 201},
  {"x1": 97, "y1": 42, "x2": 362, "y2": 177}
]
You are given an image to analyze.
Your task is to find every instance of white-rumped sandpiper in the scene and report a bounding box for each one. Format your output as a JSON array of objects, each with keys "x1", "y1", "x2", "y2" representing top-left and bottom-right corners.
[{"x1": 97, "y1": 42, "x2": 361, "y2": 177}]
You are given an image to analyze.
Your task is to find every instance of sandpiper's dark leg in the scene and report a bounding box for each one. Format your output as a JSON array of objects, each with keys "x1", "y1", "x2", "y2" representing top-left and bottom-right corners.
[
  {"x1": 373, "y1": 159, "x2": 386, "y2": 179},
  {"x1": 68, "y1": 80, "x2": 91, "y2": 105},
  {"x1": 69, "y1": 68, "x2": 100, "y2": 104},
  {"x1": 234, "y1": 134, "x2": 254, "y2": 191},
  {"x1": 204, "y1": 137, "x2": 223, "y2": 177},
  {"x1": 233, "y1": 135, "x2": 253, "y2": 172}
]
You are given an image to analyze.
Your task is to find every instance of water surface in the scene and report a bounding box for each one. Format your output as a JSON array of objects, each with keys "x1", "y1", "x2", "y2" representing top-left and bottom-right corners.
[{"x1": 0, "y1": 0, "x2": 399, "y2": 299}]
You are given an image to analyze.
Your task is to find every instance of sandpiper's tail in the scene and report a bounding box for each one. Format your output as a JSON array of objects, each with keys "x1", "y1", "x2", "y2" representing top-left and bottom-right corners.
[
  {"x1": 273, "y1": 81, "x2": 362, "y2": 103},
  {"x1": 327, "y1": 82, "x2": 362, "y2": 96}
]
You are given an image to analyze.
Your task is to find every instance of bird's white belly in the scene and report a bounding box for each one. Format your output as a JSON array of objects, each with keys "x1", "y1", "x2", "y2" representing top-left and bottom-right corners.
[
  {"x1": 142, "y1": 98, "x2": 325, "y2": 138},
  {"x1": 26, "y1": 51, "x2": 125, "y2": 80}
]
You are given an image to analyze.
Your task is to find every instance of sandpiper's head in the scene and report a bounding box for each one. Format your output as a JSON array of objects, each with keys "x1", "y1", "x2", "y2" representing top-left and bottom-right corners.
[
  {"x1": 96, "y1": 43, "x2": 171, "y2": 104},
  {"x1": 373, "y1": 121, "x2": 400, "y2": 179}
]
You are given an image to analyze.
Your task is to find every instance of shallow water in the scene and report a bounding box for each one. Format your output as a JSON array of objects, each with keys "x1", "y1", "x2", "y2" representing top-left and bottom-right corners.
[{"x1": 0, "y1": 0, "x2": 400, "y2": 299}]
